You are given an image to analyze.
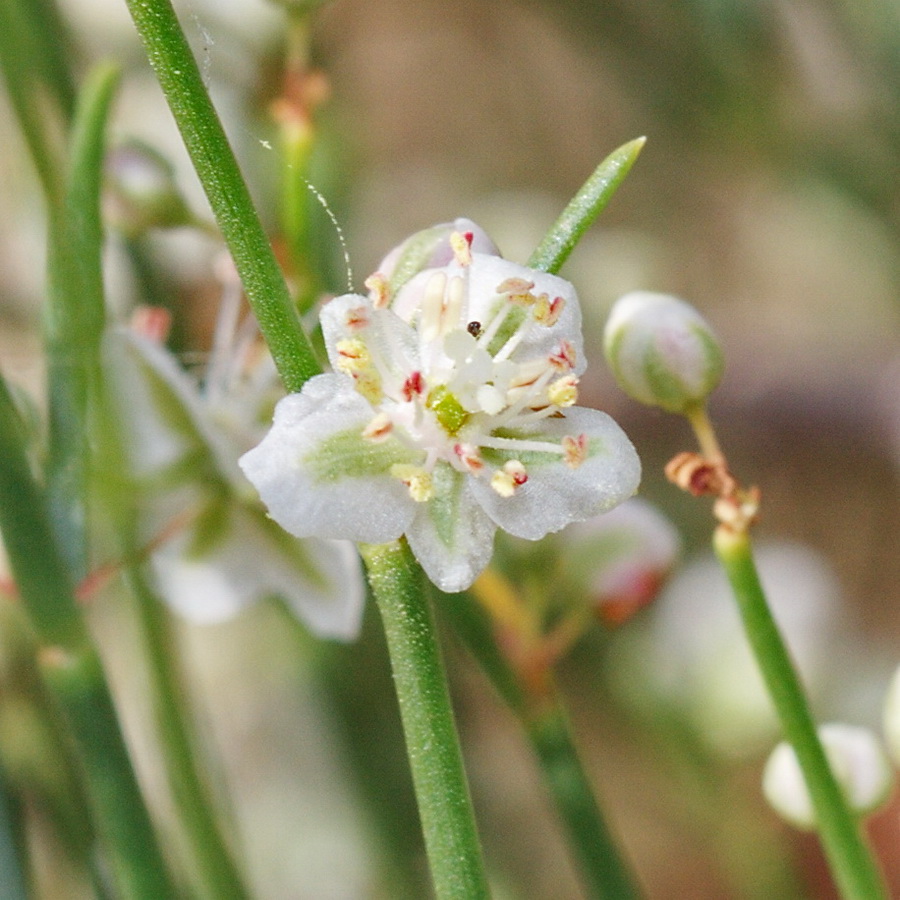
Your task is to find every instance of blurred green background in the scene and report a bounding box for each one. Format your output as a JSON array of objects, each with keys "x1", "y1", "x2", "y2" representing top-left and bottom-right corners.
[{"x1": 3, "y1": 0, "x2": 900, "y2": 896}]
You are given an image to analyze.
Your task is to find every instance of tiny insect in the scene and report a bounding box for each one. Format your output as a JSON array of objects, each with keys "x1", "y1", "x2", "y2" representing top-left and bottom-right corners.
[{"x1": 466, "y1": 321, "x2": 482, "y2": 337}]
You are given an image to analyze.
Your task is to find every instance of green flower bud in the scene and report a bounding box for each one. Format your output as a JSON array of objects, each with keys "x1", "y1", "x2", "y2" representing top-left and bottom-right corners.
[
  {"x1": 104, "y1": 140, "x2": 192, "y2": 238},
  {"x1": 603, "y1": 291, "x2": 724, "y2": 414},
  {"x1": 762, "y1": 724, "x2": 894, "y2": 830}
]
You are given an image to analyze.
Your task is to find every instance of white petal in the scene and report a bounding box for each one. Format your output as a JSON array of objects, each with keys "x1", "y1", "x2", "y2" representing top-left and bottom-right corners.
[
  {"x1": 466, "y1": 255, "x2": 586, "y2": 373},
  {"x1": 470, "y1": 407, "x2": 641, "y2": 540},
  {"x1": 239, "y1": 375, "x2": 418, "y2": 543},
  {"x1": 152, "y1": 506, "x2": 366, "y2": 640},
  {"x1": 405, "y1": 463, "x2": 498, "y2": 592},
  {"x1": 320, "y1": 294, "x2": 419, "y2": 378}
]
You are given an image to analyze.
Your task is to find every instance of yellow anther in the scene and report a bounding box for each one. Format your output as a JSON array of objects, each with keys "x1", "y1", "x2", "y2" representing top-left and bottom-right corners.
[
  {"x1": 548, "y1": 375, "x2": 579, "y2": 408},
  {"x1": 336, "y1": 338, "x2": 370, "y2": 373},
  {"x1": 390, "y1": 464, "x2": 434, "y2": 502},
  {"x1": 490, "y1": 460, "x2": 528, "y2": 497},
  {"x1": 450, "y1": 231, "x2": 473, "y2": 266},
  {"x1": 364, "y1": 273, "x2": 391, "y2": 309},
  {"x1": 534, "y1": 294, "x2": 565, "y2": 326}
]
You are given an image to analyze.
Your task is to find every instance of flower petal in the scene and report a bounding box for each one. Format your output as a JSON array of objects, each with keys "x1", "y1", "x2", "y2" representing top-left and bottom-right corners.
[
  {"x1": 405, "y1": 462, "x2": 498, "y2": 592},
  {"x1": 466, "y1": 255, "x2": 586, "y2": 373},
  {"x1": 320, "y1": 293, "x2": 419, "y2": 380},
  {"x1": 152, "y1": 505, "x2": 366, "y2": 640},
  {"x1": 239, "y1": 375, "x2": 419, "y2": 543},
  {"x1": 470, "y1": 407, "x2": 641, "y2": 540}
]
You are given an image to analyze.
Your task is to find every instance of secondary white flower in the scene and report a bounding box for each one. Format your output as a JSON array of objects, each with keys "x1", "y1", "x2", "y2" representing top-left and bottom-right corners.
[
  {"x1": 104, "y1": 260, "x2": 365, "y2": 640},
  {"x1": 763, "y1": 724, "x2": 894, "y2": 830},
  {"x1": 241, "y1": 226, "x2": 641, "y2": 592}
]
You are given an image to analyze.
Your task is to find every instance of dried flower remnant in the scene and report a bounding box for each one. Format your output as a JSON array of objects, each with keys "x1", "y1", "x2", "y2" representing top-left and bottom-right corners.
[{"x1": 241, "y1": 223, "x2": 640, "y2": 592}]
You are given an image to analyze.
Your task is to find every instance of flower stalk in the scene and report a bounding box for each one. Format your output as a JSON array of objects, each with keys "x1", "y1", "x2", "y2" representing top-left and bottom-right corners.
[
  {"x1": 360, "y1": 540, "x2": 490, "y2": 900},
  {"x1": 714, "y1": 527, "x2": 887, "y2": 900}
]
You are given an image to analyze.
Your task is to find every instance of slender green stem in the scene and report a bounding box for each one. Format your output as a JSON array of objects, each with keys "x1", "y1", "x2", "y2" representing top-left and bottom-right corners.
[
  {"x1": 0, "y1": 773, "x2": 28, "y2": 900},
  {"x1": 0, "y1": 373, "x2": 177, "y2": 899},
  {"x1": 123, "y1": 0, "x2": 320, "y2": 394},
  {"x1": 360, "y1": 541, "x2": 490, "y2": 900},
  {"x1": 526, "y1": 702, "x2": 641, "y2": 900},
  {"x1": 123, "y1": 567, "x2": 249, "y2": 900},
  {"x1": 713, "y1": 527, "x2": 887, "y2": 900},
  {"x1": 528, "y1": 137, "x2": 646, "y2": 275},
  {"x1": 440, "y1": 590, "x2": 642, "y2": 899}
]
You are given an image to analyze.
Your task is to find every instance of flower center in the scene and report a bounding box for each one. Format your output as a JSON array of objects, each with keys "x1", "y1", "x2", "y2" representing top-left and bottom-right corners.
[{"x1": 340, "y1": 241, "x2": 590, "y2": 501}]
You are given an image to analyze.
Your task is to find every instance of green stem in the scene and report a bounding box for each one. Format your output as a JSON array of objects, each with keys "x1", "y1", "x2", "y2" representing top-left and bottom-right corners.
[
  {"x1": 440, "y1": 591, "x2": 642, "y2": 899},
  {"x1": 0, "y1": 772, "x2": 28, "y2": 900},
  {"x1": 124, "y1": 567, "x2": 250, "y2": 900},
  {"x1": 360, "y1": 541, "x2": 490, "y2": 900},
  {"x1": 528, "y1": 137, "x2": 646, "y2": 276},
  {"x1": 713, "y1": 527, "x2": 887, "y2": 900},
  {"x1": 526, "y1": 702, "x2": 641, "y2": 900},
  {"x1": 0, "y1": 374, "x2": 177, "y2": 899},
  {"x1": 123, "y1": 0, "x2": 320, "y2": 393}
]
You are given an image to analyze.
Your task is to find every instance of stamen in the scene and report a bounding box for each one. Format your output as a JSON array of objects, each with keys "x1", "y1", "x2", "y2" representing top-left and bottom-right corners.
[
  {"x1": 390, "y1": 464, "x2": 434, "y2": 501},
  {"x1": 131, "y1": 305, "x2": 172, "y2": 342},
  {"x1": 364, "y1": 273, "x2": 392, "y2": 309},
  {"x1": 450, "y1": 230, "x2": 473, "y2": 266},
  {"x1": 549, "y1": 340, "x2": 577, "y2": 372},
  {"x1": 454, "y1": 442, "x2": 485, "y2": 474},
  {"x1": 420, "y1": 272, "x2": 448, "y2": 342},
  {"x1": 534, "y1": 294, "x2": 565, "y2": 327},
  {"x1": 335, "y1": 339, "x2": 371, "y2": 373},
  {"x1": 562, "y1": 433, "x2": 588, "y2": 469},
  {"x1": 490, "y1": 460, "x2": 528, "y2": 497},
  {"x1": 496, "y1": 277, "x2": 534, "y2": 294},
  {"x1": 402, "y1": 370, "x2": 426, "y2": 401},
  {"x1": 344, "y1": 305, "x2": 370, "y2": 331},
  {"x1": 547, "y1": 375, "x2": 579, "y2": 408},
  {"x1": 444, "y1": 275, "x2": 465, "y2": 334},
  {"x1": 362, "y1": 412, "x2": 393, "y2": 442}
]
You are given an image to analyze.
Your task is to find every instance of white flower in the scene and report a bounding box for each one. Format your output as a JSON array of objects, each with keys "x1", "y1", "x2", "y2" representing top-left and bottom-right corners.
[
  {"x1": 104, "y1": 261, "x2": 365, "y2": 640},
  {"x1": 240, "y1": 227, "x2": 641, "y2": 592},
  {"x1": 763, "y1": 724, "x2": 894, "y2": 830}
]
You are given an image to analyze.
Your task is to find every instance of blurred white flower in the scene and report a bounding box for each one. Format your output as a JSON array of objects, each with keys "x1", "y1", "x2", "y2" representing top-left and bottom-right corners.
[
  {"x1": 763, "y1": 724, "x2": 894, "y2": 830},
  {"x1": 611, "y1": 541, "x2": 846, "y2": 758},
  {"x1": 104, "y1": 259, "x2": 365, "y2": 640}
]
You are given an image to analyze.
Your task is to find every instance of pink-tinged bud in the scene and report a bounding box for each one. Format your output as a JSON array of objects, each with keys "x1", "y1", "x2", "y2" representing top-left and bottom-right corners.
[
  {"x1": 374, "y1": 218, "x2": 500, "y2": 293},
  {"x1": 563, "y1": 498, "x2": 679, "y2": 625},
  {"x1": 603, "y1": 291, "x2": 724, "y2": 414},
  {"x1": 763, "y1": 724, "x2": 894, "y2": 830},
  {"x1": 104, "y1": 141, "x2": 192, "y2": 237}
]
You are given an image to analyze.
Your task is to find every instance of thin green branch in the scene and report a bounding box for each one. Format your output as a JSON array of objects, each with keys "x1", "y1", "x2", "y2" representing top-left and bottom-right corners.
[
  {"x1": 360, "y1": 541, "x2": 490, "y2": 900},
  {"x1": 123, "y1": 567, "x2": 250, "y2": 900},
  {"x1": 714, "y1": 528, "x2": 887, "y2": 900},
  {"x1": 527, "y1": 704, "x2": 641, "y2": 900},
  {"x1": 0, "y1": 373, "x2": 177, "y2": 899},
  {"x1": 123, "y1": 0, "x2": 320, "y2": 393},
  {"x1": 440, "y1": 591, "x2": 642, "y2": 899},
  {"x1": 529, "y1": 137, "x2": 646, "y2": 276}
]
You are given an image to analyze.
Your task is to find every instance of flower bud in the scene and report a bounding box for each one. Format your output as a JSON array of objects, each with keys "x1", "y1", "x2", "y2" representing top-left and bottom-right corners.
[
  {"x1": 882, "y1": 663, "x2": 900, "y2": 768},
  {"x1": 104, "y1": 141, "x2": 192, "y2": 237},
  {"x1": 562, "y1": 498, "x2": 679, "y2": 625},
  {"x1": 762, "y1": 724, "x2": 894, "y2": 830},
  {"x1": 603, "y1": 291, "x2": 724, "y2": 414}
]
